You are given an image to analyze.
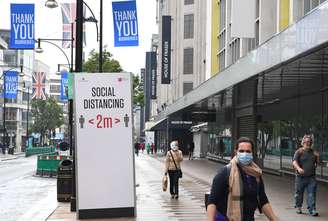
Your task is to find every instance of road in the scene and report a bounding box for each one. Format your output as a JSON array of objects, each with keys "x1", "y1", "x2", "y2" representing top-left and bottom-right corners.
[{"x1": 0, "y1": 155, "x2": 56, "y2": 221}]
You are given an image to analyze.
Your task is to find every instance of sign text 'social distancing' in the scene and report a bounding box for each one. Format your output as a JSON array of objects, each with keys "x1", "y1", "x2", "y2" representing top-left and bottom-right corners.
[{"x1": 74, "y1": 73, "x2": 135, "y2": 219}]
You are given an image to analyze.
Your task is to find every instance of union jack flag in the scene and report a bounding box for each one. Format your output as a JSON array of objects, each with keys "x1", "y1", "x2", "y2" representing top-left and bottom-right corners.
[
  {"x1": 61, "y1": 2, "x2": 86, "y2": 48},
  {"x1": 32, "y1": 72, "x2": 47, "y2": 100}
]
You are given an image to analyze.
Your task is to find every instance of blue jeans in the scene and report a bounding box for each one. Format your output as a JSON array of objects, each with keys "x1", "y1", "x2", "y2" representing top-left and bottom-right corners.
[{"x1": 294, "y1": 176, "x2": 317, "y2": 212}]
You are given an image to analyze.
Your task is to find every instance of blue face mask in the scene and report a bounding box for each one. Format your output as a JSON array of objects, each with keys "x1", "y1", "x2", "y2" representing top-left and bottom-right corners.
[{"x1": 237, "y1": 152, "x2": 253, "y2": 166}]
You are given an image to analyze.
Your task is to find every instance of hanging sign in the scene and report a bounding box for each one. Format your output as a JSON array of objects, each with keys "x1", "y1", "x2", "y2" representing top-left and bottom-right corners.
[
  {"x1": 161, "y1": 16, "x2": 171, "y2": 84},
  {"x1": 4, "y1": 71, "x2": 18, "y2": 99},
  {"x1": 112, "y1": 1, "x2": 139, "y2": 47},
  {"x1": 60, "y1": 70, "x2": 68, "y2": 101},
  {"x1": 10, "y1": 4, "x2": 35, "y2": 49}
]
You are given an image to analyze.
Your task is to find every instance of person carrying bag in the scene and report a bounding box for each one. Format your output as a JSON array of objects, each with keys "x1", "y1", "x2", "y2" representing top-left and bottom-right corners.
[{"x1": 164, "y1": 140, "x2": 183, "y2": 199}]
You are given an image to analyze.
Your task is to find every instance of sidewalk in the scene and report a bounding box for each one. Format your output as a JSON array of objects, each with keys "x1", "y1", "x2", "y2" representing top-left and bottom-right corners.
[
  {"x1": 45, "y1": 153, "x2": 328, "y2": 220},
  {"x1": 0, "y1": 152, "x2": 25, "y2": 161}
]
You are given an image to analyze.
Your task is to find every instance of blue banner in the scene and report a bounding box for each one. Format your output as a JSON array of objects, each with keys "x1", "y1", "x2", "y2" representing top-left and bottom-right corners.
[
  {"x1": 10, "y1": 4, "x2": 35, "y2": 49},
  {"x1": 4, "y1": 71, "x2": 18, "y2": 99},
  {"x1": 61, "y1": 70, "x2": 68, "y2": 101},
  {"x1": 112, "y1": 1, "x2": 139, "y2": 47}
]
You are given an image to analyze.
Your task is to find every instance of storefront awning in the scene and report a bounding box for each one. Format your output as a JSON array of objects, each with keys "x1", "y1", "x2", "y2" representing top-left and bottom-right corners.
[
  {"x1": 144, "y1": 118, "x2": 167, "y2": 131},
  {"x1": 156, "y1": 2, "x2": 328, "y2": 121}
]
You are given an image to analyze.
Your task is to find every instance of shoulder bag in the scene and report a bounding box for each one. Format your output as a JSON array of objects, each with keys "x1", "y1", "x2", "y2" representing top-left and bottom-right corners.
[{"x1": 170, "y1": 150, "x2": 182, "y2": 178}]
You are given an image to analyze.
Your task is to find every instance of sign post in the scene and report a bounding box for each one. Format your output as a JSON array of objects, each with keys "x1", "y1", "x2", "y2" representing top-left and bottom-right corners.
[{"x1": 74, "y1": 73, "x2": 135, "y2": 219}]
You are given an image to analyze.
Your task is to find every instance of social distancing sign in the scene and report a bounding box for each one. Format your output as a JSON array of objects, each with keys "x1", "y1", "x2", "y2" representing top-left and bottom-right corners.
[{"x1": 74, "y1": 73, "x2": 135, "y2": 219}]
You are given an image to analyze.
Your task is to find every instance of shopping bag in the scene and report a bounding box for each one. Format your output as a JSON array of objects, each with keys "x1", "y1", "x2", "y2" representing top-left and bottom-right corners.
[{"x1": 162, "y1": 175, "x2": 168, "y2": 192}]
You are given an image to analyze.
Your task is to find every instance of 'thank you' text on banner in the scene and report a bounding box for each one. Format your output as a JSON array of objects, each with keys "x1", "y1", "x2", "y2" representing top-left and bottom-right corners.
[
  {"x1": 10, "y1": 4, "x2": 35, "y2": 49},
  {"x1": 112, "y1": 1, "x2": 139, "y2": 47},
  {"x1": 60, "y1": 70, "x2": 68, "y2": 101},
  {"x1": 4, "y1": 71, "x2": 18, "y2": 99}
]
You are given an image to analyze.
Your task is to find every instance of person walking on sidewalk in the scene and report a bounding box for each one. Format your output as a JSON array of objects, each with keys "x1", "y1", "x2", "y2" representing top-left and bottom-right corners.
[
  {"x1": 293, "y1": 134, "x2": 320, "y2": 216},
  {"x1": 188, "y1": 141, "x2": 195, "y2": 160},
  {"x1": 207, "y1": 137, "x2": 278, "y2": 221},
  {"x1": 164, "y1": 140, "x2": 183, "y2": 199}
]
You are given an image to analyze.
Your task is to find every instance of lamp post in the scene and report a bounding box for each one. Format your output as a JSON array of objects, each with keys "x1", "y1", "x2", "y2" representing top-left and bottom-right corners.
[
  {"x1": 45, "y1": 0, "x2": 102, "y2": 212},
  {"x1": 23, "y1": 82, "x2": 30, "y2": 150},
  {"x1": 35, "y1": 38, "x2": 73, "y2": 72},
  {"x1": 0, "y1": 65, "x2": 24, "y2": 154},
  {"x1": 45, "y1": 0, "x2": 102, "y2": 72}
]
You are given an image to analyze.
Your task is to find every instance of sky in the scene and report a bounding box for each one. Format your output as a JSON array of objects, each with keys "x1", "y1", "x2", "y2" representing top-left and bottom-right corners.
[{"x1": 0, "y1": 0, "x2": 158, "y2": 75}]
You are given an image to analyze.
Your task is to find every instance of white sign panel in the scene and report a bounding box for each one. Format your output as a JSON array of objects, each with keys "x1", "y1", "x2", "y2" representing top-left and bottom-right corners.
[
  {"x1": 231, "y1": 0, "x2": 256, "y2": 38},
  {"x1": 74, "y1": 73, "x2": 135, "y2": 219}
]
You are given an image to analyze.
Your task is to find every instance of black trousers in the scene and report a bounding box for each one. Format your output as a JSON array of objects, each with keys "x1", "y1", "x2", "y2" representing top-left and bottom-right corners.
[{"x1": 168, "y1": 170, "x2": 179, "y2": 196}]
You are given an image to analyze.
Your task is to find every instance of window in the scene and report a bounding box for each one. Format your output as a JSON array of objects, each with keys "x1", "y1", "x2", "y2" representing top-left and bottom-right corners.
[
  {"x1": 304, "y1": 0, "x2": 311, "y2": 14},
  {"x1": 184, "y1": 0, "x2": 194, "y2": 5},
  {"x1": 184, "y1": 14, "x2": 194, "y2": 39},
  {"x1": 22, "y1": 92, "x2": 30, "y2": 101},
  {"x1": 230, "y1": 38, "x2": 240, "y2": 64},
  {"x1": 50, "y1": 85, "x2": 61, "y2": 93},
  {"x1": 51, "y1": 95, "x2": 61, "y2": 102},
  {"x1": 183, "y1": 82, "x2": 193, "y2": 95},
  {"x1": 183, "y1": 48, "x2": 194, "y2": 75},
  {"x1": 219, "y1": 30, "x2": 226, "y2": 51},
  {"x1": 218, "y1": 50, "x2": 225, "y2": 71},
  {"x1": 219, "y1": 0, "x2": 226, "y2": 32}
]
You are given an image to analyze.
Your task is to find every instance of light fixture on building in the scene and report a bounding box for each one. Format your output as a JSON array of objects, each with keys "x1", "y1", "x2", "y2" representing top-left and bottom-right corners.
[
  {"x1": 35, "y1": 39, "x2": 43, "y2": 53},
  {"x1": 45, "y1": 0, "x2": 58, "y2": 8}
]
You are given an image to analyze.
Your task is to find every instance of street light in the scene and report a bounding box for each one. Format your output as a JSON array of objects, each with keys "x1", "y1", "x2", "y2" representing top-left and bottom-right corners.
[
  {"x1": 35, "y1": 38, "x2": 73, "y2": 72},
  {"x1": 0, "y1": 65, "x2": 24, "y2": 154},
  {"x1": 45, "y1": 0, "x2": 58, "y2": 9},
  {"x1": 23, "y1": 82, "x2": 30, "y2": 150},
  {"x1": 45, "y1": 0, "x2": 103, "y2": 72},
  {"x1": 45, "y1": 0, "x2": 101, "y2": 211}
]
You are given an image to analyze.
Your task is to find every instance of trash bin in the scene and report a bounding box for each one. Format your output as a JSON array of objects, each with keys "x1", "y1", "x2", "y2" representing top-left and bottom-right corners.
[{"x1": 57, "y1": 159, "x2": 73, "y2": 202}]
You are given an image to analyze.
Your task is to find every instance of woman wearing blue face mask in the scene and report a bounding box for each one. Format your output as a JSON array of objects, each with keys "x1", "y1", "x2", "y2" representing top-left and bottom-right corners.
[{"x1": 207, "y1": 137, "x2": 278, "y2": 221}]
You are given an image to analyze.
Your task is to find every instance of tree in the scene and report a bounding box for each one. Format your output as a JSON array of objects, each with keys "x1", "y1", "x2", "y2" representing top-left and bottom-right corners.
[
  {"x1": 83, "y1": 48, "x2": 144, "y2": 106},
  {"x1": 31, "y1": 97, "x2": 64, "y2": 145},
  {"x1": 83, "y1": 49, "x2": 123, "y2": 73},
  {"x1": 133, "y1": 75, "x2": 144, "y2": 106}
]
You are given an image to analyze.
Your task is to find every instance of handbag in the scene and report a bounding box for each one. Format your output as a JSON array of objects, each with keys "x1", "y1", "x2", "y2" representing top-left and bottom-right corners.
[
  {"x1": 170, "y1": 150, "x2": 182, "y2": 178},
  {"x1": 162, "y1": 175, "x2": 168, "y2": 192}
]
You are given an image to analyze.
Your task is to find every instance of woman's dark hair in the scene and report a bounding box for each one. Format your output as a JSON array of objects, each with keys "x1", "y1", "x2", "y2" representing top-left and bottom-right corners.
[{"x1": 231, "y1": 137, "x2": 255, "y2": 158}]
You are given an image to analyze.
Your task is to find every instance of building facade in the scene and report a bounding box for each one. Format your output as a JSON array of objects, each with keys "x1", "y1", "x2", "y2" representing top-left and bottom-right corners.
[
  {"x1": 148, "y1": 0, "x2": 328, "y2": 180},
  {"x1": 0, "y1": 30, "x2": 34, "y2": 152}
]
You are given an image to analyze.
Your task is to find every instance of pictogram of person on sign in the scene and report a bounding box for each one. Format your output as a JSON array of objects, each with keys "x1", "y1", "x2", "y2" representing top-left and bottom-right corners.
[
  {"x1": 79, "y1": 115, "x2": 85, "y2": 128},
  {"x1": 124, "y1": 114, "x2": 129, "y2": 127}
]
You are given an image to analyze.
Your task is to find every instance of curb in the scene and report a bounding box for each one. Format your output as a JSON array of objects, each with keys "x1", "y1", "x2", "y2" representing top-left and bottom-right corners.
[{"x1": 0, "y1": 153, "x2": 25, "y2": 162}]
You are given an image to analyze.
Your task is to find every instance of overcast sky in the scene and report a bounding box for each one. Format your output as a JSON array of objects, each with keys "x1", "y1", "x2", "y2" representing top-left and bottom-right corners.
[{"x1": 0, "y1": 0, "x2": 158, "y2": 75}]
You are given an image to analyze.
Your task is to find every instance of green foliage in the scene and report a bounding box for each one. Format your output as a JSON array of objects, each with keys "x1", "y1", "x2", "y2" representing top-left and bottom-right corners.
[
  {"x1": 133, "y1": 74, "x2": 144, "y2": 106},
  {"x1": 83, "y1": 48, "x2": 144, "y2": 107},
  {"x1": 31, "y1": 97, "x2": 64, "y2": 145},
  {"x1": 83, "y1": 49, "x2": 123, "y2": 73}
]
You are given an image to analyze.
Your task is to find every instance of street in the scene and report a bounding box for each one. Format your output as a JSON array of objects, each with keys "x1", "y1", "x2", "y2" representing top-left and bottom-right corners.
[{"x1": 0, "y1": 155, "x2": 56, "y2": 221}]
